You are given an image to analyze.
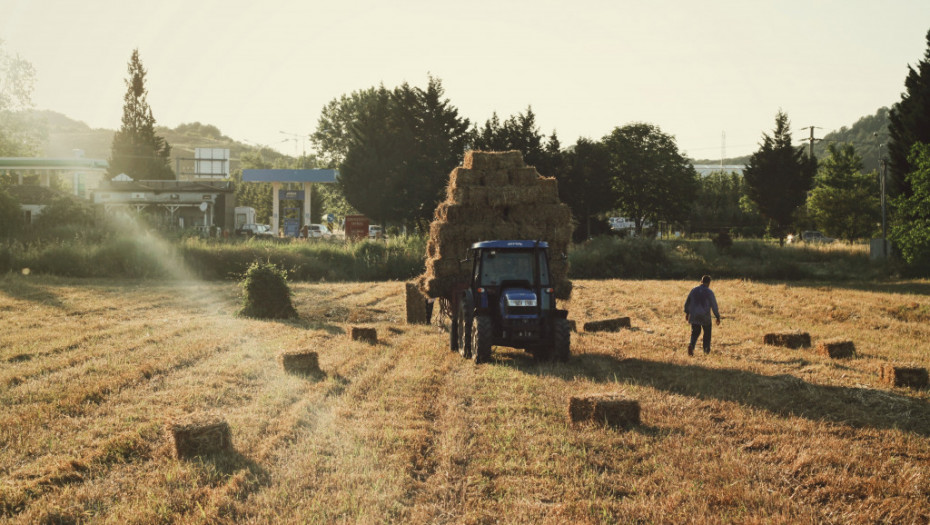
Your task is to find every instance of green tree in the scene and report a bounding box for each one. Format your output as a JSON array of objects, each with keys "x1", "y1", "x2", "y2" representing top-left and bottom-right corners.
[
  {"x1": 107, "y1": 49, "x2": 173, "y2": 181},
  {"x1": 689, "y1": 171, "x2": 763, "y2": 235},
  {"x1": 889, "y1": 142, "x2": 930, "y2": 266},
  {"x1": 0, "y1": 186, "x2": 23, "y2": 239},
  {"x1": 471, "y1": 106, "x2": 562, "y2": 174},
  {"x1": 32, "y1": 194, "x2": 95, "y2": 232},
  {"x1": 807, "y1": 143, "x2": 879, "y2": 240},
  {"x1": 311, "y1": 87, "x2": 378, "y2": 168},
  {"x1": 339, "y1": 86, "x2": 406, "y2": 228},
  {"x1": 888, "y1": 29, "x2": 930, "y2": 198},
  {"x1": 603, "y1": 123, "x2": 698, "y2": 234},
  {"x1": 557, "y1": 137, "x2": 613, "y2": 239},
  {"x1": 0, "y1": 39, "x2": 44, "y2": 157},
  {"x1": 336, "y1": 78, "x2": 470, "y2": 229},
  {"x1": 743, "y1": 111, "x2": 816, "y2": 242}
]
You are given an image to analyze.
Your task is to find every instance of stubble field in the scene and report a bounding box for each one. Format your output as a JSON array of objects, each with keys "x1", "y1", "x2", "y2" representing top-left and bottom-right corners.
[{"x1": 1, "y1": 275, "x2": 929, "y2": 524}]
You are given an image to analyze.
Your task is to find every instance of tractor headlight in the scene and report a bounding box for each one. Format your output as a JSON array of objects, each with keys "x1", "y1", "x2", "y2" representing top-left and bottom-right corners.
[{"x1": 506, "y1": 298, "x2": 537, "y2": 307}]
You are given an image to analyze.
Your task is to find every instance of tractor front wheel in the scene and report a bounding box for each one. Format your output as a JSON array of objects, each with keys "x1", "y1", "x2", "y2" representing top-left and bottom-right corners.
[
  {"x1": 457, "y1": 298, "x2": 471, "y2": 359},
  {"x1": 471, "y1": 315, "x2": 492, "y2": 364}
]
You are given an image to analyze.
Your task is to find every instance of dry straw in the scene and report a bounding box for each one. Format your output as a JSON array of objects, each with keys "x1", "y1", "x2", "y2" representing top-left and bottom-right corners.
[
  {"x1": 568, "y1": 394, "x2": 641, "y2": 429},
  {"x1": 583, "y1": 317, "x2": 632, "y2": 332},
  {"x1": 763, "y1": 331, "x2": 811, "y2": 349},
  {"x1": 816, "y1": 339, "x2": 856, "y2": 359},
  {"x1": 880, "y1": 365, "x2": 929, "y2": 389},
  {"x1": 166, "y1": 414, "x2": 232, "y2": 459},
  {"x1": 417, "y1": 150, "x2": 573, "y2": 301},
  {"x1": 351, "y1": 327, "x2": 378, "y2": 344}
]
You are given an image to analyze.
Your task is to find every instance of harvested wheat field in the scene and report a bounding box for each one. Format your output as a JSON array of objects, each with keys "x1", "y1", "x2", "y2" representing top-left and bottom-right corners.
[{"x1": 1, "y1": 275, "x2": 929, "y2": 524}]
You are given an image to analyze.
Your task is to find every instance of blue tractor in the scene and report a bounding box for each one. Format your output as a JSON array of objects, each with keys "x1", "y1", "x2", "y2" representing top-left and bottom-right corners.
[{"x1": 449, "y1": 240, "x2": 570, "y2": 363}]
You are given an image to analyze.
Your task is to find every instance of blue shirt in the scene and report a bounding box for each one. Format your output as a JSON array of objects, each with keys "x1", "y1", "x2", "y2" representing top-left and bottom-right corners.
[{"x1": 684, "y1": 284, "x2": 720, "y2": 325}]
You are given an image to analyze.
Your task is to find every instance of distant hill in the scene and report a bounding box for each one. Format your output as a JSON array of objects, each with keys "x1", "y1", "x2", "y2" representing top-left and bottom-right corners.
[
  {"x1": 35, "y1": 108, "x2": 891, "y2": 178},
  {"x1": 32, "y1": 110, "x2": 291, "y2": 174},
  {"x1": 692, "y1": 107, "x2": 890, "y2": 173},
  {"x1": 813, "y1": 107, "x2": 889, "y2": 173}
]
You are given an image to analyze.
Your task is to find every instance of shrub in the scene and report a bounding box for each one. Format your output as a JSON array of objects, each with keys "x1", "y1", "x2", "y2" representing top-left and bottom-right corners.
[
  {"x1": 238, "y1": 261, "x2": 297, "y2": 319},
  {"x1": 712, "y1": 231, "x2": 733, "y2": 252}
]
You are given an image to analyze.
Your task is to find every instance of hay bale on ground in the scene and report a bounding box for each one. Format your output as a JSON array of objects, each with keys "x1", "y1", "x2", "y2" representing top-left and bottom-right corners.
[
  {"x1": 405, "y1": 282, "x2": 428, "y2": 324},
  {"x1": 351, "y1": 327, "x2": 377, "y2": 344},
  {"x1": 584, "y1": 317, "x2": 631, "y2": 332},
  {"x1": 816, "y1": 339, "x2": 855, "y2": 359},
  {"x1": 568, "y1": 394, "x2": 641, "y2": 428},
  {"x1": 880, "y1": 365, "x2": 928, "y2": 389},
  {"x1": 167, "y1": 414, "x2": 232, "y2": 459},
  {"x1": 763, "y1": 331, "x2": 811, "y2": 349},
  {"x1": 277, "y1": 350, "x2": 321, "y2": 375}
]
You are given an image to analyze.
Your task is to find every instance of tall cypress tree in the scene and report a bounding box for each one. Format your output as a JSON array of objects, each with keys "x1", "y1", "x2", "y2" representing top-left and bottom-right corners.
[
  {"x1": 107, "y1": 49, "x2": 173, "y2": 180},
  {"x1": 743, "y1": 111, "x2": 816, "y2": 243},
  {"x1": 888, "y1": 29, "x2": 930, "y2": 198}
]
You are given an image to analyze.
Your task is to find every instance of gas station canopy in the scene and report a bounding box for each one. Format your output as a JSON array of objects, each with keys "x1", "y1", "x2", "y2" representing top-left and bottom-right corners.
[{"x1": 242, "y1": 169, "x2": 338, "y2": 183}]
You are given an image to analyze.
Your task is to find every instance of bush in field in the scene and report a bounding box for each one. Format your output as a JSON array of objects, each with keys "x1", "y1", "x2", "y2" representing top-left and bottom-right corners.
[
  {"x1": 238, "y1": 261, "x2": 297, "y2": 319},
  {"x1": 712, "y1": 231, "x2": 734, "y2": 252}
]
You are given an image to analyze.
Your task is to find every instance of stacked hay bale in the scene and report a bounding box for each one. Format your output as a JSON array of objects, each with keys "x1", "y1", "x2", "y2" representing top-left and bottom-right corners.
[{"x1": 417, "y1": 150, "x2": 573, "y2": 300}]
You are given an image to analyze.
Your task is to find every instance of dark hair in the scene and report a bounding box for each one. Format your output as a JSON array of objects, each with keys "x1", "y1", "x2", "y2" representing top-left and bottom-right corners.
[{"x1": 701, "y1": 275, "x2": 712, "y2": 285}]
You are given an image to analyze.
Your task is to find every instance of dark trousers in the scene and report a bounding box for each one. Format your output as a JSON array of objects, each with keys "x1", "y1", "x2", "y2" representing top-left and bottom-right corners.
[{"x1": 689, "y1": 323, "x2": 712, "y2": 351}]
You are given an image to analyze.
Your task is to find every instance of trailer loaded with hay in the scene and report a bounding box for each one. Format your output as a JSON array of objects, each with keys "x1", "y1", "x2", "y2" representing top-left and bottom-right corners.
[{"x1": 414, "y1": 150, "x2": 573, "y2": 363}]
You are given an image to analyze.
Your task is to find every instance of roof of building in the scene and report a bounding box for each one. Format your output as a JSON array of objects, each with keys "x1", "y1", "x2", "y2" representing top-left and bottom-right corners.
[
  {"x1": 470, "y1": 240, "x2": 550, "y2": 250},
  {"x1": 242, "y1": 169, "x2": 338, "y2": 183},
  {"x1": 96, "y1": 180, "x2": 234, "y2": 193}
]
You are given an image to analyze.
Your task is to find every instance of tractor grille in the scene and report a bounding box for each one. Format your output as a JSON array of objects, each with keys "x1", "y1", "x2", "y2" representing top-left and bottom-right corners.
[{"x1": 507, "y1": 306, "x2": 537, "y2": 316}]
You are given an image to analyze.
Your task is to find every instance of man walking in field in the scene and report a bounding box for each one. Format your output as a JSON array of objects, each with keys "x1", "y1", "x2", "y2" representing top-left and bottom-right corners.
[{"x1": 684, "y1": 275, "x2": 721, "y2": 356}]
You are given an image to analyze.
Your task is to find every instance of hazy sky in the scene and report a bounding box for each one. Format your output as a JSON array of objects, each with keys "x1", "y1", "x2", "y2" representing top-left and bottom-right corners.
[{"x1": 3, "y1": 0, "x2": 930, "y2": 160}]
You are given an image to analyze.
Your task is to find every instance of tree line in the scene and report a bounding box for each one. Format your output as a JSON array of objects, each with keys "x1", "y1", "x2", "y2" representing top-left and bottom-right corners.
[{"x1": 4, "y1": 33, "x2": 930, "y2": 270}]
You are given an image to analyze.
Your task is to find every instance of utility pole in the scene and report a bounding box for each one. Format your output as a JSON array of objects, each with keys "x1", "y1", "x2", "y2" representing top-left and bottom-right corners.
[
  {"x1": 799, "y1": 126, "x2": 822, "y2": 159},
  {"x1": 879, "y1": 142, "x2": 887, "y2": 244}
]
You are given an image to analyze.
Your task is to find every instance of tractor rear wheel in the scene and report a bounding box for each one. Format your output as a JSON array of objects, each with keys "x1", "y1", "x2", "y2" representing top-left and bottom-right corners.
[
  {"x1": 450, "y1": 302, "x2": 459, "y2": 353},
  {"x1": 471, "y1": 315, "x2": 492, "y2": 364},
  {"x1": 552, "y1": 318, "x2": 571, "y2": 362}
]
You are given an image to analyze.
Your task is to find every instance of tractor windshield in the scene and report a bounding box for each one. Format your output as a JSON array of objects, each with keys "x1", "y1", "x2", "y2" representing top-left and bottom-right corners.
[{"x1": 478, "y1": 249, "x2": 549, "y2": 287}]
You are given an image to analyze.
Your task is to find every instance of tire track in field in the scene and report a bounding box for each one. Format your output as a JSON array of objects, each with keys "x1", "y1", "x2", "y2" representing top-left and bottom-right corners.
[
  {"x1": 404, "y1": 354, "x2": 478, "y2": 522},
  {"x1": 174, "y1": 334, "x2": 404, "y2": 523},
  {"x1": 0, "y1": 324, "x2": 205, "y2": 403}
]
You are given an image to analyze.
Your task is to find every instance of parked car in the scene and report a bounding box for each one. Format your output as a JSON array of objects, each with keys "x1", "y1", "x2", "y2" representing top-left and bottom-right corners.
[
  {"x1": 236, "y1": 223, "x2": 274, "y2": 237},
  {"x1": 801, "y1": 230, "x2": 835, "y2": 243},
  {"x1": 369, "y1": 225, "x2": 383, "y2": 239},
  {"x1": 305, "y1": 223, "x2": 333, "y2": 240}
]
